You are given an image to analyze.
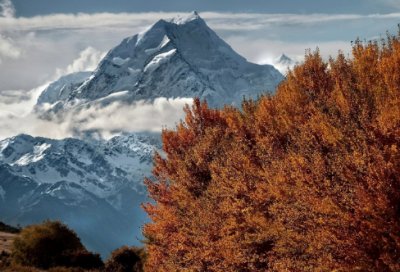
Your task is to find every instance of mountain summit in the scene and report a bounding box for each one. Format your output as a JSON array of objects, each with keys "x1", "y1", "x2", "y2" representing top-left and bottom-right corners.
[
  {"x1": 274, "y1": 53, "x2": 293, "y2": 65},
  {"x1": 37, "y1": 11, "x2": 284, "y2": 110}
]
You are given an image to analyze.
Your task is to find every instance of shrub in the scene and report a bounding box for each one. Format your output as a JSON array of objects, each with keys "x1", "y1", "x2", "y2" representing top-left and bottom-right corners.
[
  {"x1": 142, "y1": 30, "x2": 400, "y2": 271},
  {"x1": 10, "y1": 220, "x2": 84, "y2": 269},
  {"x1": 68, "y1": 249, "x2": 104, "y2": 270},
  {"x1": 105, "y1": 246, "x2": 146, "y2": 272},
  {"x1": 0, "y1": 250, "x2": 11, "y2": 269}
]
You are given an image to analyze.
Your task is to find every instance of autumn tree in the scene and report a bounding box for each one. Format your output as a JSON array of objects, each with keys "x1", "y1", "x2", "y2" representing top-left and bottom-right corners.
[{"x1": 142, "y1": 30, "x2": 400, "y2": 271}]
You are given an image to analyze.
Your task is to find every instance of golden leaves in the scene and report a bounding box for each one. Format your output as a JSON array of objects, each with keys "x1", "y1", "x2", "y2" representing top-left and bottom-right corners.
[{"x1": 142, "y1": 31, "x2": 400, "y2": 271}]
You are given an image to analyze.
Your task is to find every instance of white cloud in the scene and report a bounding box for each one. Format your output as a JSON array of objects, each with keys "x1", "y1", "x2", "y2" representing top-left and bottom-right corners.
[
  {"x1": 202, "y1": 12, "x2": 400, "y2": 30},
  {"x1": 0, "y1": 98, "x2": 192, "y2": 140},
  {"x1": 0, "y1": 46, "x2": 105, "y2": 117},
  {"x1": 66, "y1": 47, "x2": 106, "y2": 74},
  {"x1": 0, "y1": 11, "x2": 399, "y2": 32},
  {"x1": 65, "y1": 98, "x2": 192, "y2": 138},
  {"x1": 0, "y1": 34, "x2": 21, "y2": 61},
  {"x1": 0, "y1": 83, "x2": 49, "y2": 116},
  {"x1": 56, "y1": 47, "x2": 106, "y2": 78},
  {"x1": 0, "y1": 0, "x2": 15, "y2": 19}
]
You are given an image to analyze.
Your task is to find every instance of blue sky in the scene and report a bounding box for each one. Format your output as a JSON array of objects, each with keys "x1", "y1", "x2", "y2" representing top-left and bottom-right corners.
[{"x1": 0, "y1": 0, "x2": 400, "y2": 118}]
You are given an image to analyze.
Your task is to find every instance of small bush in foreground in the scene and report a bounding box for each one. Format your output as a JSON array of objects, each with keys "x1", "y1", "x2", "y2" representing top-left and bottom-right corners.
[
  {"x1": 11, "y1": 220, "x2": 102, "y2": 269},
  {"x1": 68, "y1": 249, "x2": 104, "y2": 270},
  {"x1": 105, "y1": 246, "x2": 146, "y2": 272}
]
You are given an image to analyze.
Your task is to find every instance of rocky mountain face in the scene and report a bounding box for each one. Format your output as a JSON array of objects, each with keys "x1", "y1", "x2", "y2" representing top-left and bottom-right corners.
[
  {"x1": 36, "y1": 11, "x2": 284, "y2": 112},
  {"x1": 0, "y1": 133, "x2": 161, "y2": 257}
]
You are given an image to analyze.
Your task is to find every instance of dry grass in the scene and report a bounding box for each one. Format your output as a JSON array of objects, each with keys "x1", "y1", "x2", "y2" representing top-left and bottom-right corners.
[
  {"x1": 0, "y1": 231, "x2": 18, "y2": 254},
  {"x1": 0, "y1": 231, "x2": 18, "y2": 270}
]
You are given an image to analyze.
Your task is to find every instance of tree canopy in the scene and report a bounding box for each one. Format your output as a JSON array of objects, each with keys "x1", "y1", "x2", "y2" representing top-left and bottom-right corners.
[{"x1": 142, "y1": 31, "x2": 400, "y2": 272}]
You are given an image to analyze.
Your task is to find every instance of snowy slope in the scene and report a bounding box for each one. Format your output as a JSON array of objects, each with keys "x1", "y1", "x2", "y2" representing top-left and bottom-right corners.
[
  {"x1": 36, "y1": 72, "x2": 92, "y2": 107},
  {"x1": 0, "y1": 165, "x2": 142, "y2": 257},
  {"x1": 38, "y1": 11, "x2": 284, "y2": 111},
  {"x1": 0, "y1": 133, "x2": 160, "y2": 198},
  {"x1": 0, "y1": 133, "x2": 161, "y2": 257}
]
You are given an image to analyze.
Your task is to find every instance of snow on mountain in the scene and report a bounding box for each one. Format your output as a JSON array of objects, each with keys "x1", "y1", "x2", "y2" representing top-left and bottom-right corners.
[
  {"x1": 0, "y1": 133, "x2": 161, "y2": 257},
  {"x1": 0, "y1": 165, "x2": 140, "y2": 256},
  {"x1": 0, "y1": 133, "x2": 160, "y2": 197},
  {"x1": 36, "y1": 71, "x2": 92, "y2": 107},
  {"x1": 38, "y1": 11, "x2": 284, "y2": 112}
]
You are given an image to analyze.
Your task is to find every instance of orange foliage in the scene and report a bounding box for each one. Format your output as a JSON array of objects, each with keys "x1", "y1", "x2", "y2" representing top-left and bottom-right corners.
[{"x1": 142, "y1": 32, "x2": 400, "y2": 271}]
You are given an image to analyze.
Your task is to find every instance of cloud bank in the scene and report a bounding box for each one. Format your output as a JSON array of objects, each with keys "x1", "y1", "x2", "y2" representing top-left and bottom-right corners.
[
  {"x1": 0, "y1": 98, "x2": 193, "y2": 140},
  {"x1": 1, "y1": 11, "x2": 400, "y2": 32}
]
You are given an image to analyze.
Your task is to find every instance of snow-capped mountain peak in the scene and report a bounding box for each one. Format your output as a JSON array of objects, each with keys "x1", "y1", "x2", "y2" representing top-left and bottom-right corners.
[{"x1": 36, "y1": 12, "x2": 284, "y2": 112}]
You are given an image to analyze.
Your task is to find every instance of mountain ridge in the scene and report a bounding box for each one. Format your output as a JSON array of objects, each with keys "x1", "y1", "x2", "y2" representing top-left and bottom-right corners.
[{"x1": 0, "y1": 132, "x2": 161, "y2": 257}]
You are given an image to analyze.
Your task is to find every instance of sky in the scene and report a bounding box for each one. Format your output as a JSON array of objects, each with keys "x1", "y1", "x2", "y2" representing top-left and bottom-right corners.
[{"x1": 0, "y1": 0, "x2": 400, "y2": 139}]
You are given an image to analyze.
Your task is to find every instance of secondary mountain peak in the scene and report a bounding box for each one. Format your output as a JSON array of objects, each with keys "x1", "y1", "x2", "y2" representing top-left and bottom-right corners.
[{"x1": 274, "y1": 53, "x2": 293, "y2": 65}]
